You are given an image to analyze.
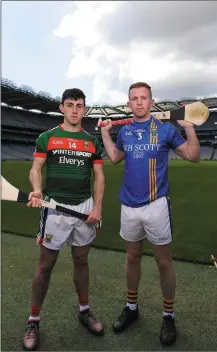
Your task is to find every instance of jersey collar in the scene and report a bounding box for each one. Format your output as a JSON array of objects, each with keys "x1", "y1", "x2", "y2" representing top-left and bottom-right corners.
[
  {"x1": 59, "y1": 124, "x2": 83, "y2": 132},
  {"x1": 130, "y1": 115, "x2": 153, "y2": 129}
]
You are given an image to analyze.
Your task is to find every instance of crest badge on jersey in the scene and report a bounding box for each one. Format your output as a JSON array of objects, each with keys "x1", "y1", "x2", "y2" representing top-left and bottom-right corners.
[
  {"x1": 84, "y1": 141, "x2": 89, "y2": 149},
  {"x1": 151, "y1": 129, "x2": 157, "y2": 136}
]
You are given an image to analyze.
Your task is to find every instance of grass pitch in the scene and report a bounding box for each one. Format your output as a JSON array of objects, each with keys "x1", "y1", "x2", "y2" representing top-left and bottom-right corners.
[
  {"x1": 1, "y1": 160, "x2": 217, "y2": 263},
  {"x1": 1, "y1": 233, "x2": 217, "y2": 351}
]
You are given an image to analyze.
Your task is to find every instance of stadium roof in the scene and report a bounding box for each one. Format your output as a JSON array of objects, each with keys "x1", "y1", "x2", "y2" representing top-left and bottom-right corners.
[{"x1": 1, "y1": 78, "x2": 217, "y2": 118}]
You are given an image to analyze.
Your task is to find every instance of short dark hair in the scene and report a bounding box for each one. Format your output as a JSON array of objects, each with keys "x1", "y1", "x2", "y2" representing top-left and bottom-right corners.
[
  {"x1": 129, "y1": 82, "x2": 152, "y2": 99},
  {"x1": 61, "y1": 88, "x2": 86, "y2": 105}
]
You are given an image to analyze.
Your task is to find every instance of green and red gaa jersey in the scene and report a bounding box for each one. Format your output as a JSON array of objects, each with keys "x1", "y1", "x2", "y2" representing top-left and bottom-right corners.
[{"x1": 33, "y1": 124, "x2": 103, "y2": 205}]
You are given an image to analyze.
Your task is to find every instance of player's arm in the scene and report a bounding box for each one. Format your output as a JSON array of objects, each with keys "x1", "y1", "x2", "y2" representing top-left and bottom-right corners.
[
  {"x1": 28, "y1": 134, "x2": 47, "y2": 207},
  {"x1": 168, "y1": 123, "x2": 200, "y2": 163},
  {"x1": 174, "y1": 122, "x2": 200, "y2": 162},
  {"x1": 101, "y1": 120, "x2": 125, "y2": 164},
  {"x1": 29, "y1": 157, "x2": 46, "y2": 194},
  {"x1": 92, "y1": 163, "x2": 105, "y2": 212},
  {"x1": 27, "y1": 157, "x2": 47, "y2": 207}
]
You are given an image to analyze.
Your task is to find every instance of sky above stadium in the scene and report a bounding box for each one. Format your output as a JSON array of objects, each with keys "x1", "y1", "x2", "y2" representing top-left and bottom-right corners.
[{"x1": 2, "y1": 1, "x2": 217, "y2": 106}]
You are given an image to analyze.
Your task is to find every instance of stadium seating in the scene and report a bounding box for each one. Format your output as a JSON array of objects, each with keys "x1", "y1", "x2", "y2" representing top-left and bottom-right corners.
[
  {"x1": 102, "y1": 148, "x2": 109, "y2": 160},
  {"x1": 213, "y1": 149, "x2": 217, "y2": 160},
  {"x1": 1, "y1": 78, "x2": 217, "y2": 162},
  {"x1": 1, "y1": 143, "x2": 35, "y2": 161},
  {"x1": 1, "y1": 105, "x2": 217, "y2": 162},
  {"x1": 199, "y1": 146, "x2": 213, "y2": 160},
  {"x1": 1, "y1": 106, "x2": 62, "y2": 131}
]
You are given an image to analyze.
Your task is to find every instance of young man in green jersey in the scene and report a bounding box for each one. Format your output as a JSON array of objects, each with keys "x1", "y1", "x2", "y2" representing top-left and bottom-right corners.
[{"x1": 22, "y1": 88, "x2": 105, "y2": 351}]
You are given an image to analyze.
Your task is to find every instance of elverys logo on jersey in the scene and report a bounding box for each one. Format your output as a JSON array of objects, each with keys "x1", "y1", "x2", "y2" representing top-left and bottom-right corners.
[{"x1": 47, "y1": 137, "x2": 95, "y2": 165}]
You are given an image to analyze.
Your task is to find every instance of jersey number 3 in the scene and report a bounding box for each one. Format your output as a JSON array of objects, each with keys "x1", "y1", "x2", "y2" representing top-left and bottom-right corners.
[{"x1": 138, "y1": 132, "x2": 142, "y2": 140}]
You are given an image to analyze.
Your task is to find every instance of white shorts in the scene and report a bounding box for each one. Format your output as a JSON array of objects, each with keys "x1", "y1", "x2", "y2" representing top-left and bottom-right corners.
[
  {"x1": 120, "y1": 196, "x2": 172, "y2": 245},
  {"x1": 37, "y1": 197, "x2": 96, "y2": 250}
]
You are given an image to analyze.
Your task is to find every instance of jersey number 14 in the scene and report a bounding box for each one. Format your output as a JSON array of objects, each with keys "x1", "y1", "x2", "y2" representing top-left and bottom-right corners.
[{"x1": 69, "y1": 142, "x2": 77, "y2": 149}]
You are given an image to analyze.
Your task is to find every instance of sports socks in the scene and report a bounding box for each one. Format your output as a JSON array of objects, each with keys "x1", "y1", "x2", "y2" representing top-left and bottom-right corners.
[
  {"x1": 126, "y1": 289, "x2": 138, "y2": 310},
  {"x1": 163, "y1": 298, "x2": 175, "y2": 318},
  {"x1": 78, "y1": 292, "x2": 89, "y2": 313},
  {"x1": 28, "y1": 305, "x2": 41, "y2": 323}
]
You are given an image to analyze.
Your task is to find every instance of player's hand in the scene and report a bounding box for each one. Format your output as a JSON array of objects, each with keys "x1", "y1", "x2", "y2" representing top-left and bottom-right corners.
[
  {"x1": 101, "y1": 119, "x2": 113, "y2": 132},
  {"x1": 27, "y1": 191, "x2": 43, "y2": 208},
  {"x1": 86, "y1": 207, "x2": 102, "y2": 225},
  {"x1": 177, "y1": 120, "x2": 195, "y2": 129}
]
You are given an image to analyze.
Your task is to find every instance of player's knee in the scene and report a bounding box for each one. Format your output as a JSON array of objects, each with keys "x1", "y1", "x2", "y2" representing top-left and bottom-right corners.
[
  {"x1": 73, "y1": 253, "x2": 88, "y2": 267},
  {"x1": 155, "y1": 258, "x2": 172, "y2": 271},
  {"x1": 127, "y1": 250, "x2": 142, "y2": 264},
  {"x1": 38, "y1": 261, "x2": 55, "y2": 277}
]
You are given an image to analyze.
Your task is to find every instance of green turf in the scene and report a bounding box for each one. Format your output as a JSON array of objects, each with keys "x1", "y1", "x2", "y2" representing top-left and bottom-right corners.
[
  {"x1": 1, "y1": 160, "x2": 217, "y2": 263},
  {"x1": 1, "y1": 233, "x2": 217, "y2": 351}
]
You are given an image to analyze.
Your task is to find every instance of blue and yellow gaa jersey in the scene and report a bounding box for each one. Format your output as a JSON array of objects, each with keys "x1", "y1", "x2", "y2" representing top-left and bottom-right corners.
[{"x1": 115, "y1": 116, "x2": 186, "y2": 207}]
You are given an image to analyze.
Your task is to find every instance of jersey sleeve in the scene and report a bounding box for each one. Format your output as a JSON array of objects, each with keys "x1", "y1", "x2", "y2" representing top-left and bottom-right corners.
[
  {"x1": 92, "y1": 138, "x2": 103, "y2": 164},
  {"x1": 115, "y1": 129, "x2": 124, "y2": 151},
  {"x1": 33, "y1": 133, "x2": 48, "y2": 158},
  {"x1": 167, "y1": 124, "x2": 186, "y2": 150}
]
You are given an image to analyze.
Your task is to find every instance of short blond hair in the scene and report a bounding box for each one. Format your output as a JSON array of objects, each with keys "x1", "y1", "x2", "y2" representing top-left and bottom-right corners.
[{"x1": 129, "y1": 82, "x2": 152, "y2": 99}]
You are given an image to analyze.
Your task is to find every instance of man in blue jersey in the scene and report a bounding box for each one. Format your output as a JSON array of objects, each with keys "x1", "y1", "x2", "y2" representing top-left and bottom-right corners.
[{"x1": 101, "y1": 82, "x2": 200, "y2": 346}]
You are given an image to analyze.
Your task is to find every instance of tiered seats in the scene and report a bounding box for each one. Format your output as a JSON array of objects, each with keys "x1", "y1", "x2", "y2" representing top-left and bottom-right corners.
[
  {"x1": 2, "y1": 106, "x2": 217, "y2": 162},
  {"x1": 1, "y1": 144, "x2": 31, "y2": 160},
  {"x1": 200, "y1": 146, "x2": 213, "y2": 160},
  {"x1": 2, "y1": 106, "x2": 62, "y2": 130},
  {"x1": 102, "y1": 149, "x2": 109, "y2": 160},
  {"x1": 213, "y1": 149, "x2": 217, "y2": 160}
]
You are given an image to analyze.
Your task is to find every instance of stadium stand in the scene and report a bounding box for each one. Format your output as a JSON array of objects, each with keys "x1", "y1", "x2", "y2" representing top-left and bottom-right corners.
[{"x1": 1, "y1": 78, "x2": 217, "y2": 161}]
